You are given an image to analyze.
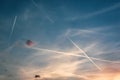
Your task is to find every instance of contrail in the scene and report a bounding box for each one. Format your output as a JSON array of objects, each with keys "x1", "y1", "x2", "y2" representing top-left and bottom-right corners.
[
  {"x1": 31, "y1": 47, "x2": 76, "y2": 55},
  {"x1": 91, "y1": 57, "x2": 120, "y2": 63},
  {"x1": 30, "y1": 47, "x2": 120, "y2": 64},
  {"x1": 68, "y1": 37, "x2": 102, "y2": 71},
  {"x1": 8, "y1": 16, "x2": 17, "y2": 46},
  {"x1": 31, "y1": 0, "x2": 54, "y2": 23},
  {"x1": 84, "y1": 2, "x2": 120, "y2": 18},
  {"x1": 71, "y1": 2, "x2": 120, "y2": 21},
  {"x1": 31, "y1": 0, "x2": 41, "y2": 10}
]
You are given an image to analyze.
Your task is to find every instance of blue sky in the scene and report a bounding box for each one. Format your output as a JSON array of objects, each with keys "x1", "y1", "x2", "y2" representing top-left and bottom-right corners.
[{"x1": 0, "y1": 0, "x2": 120, "y2": 80}]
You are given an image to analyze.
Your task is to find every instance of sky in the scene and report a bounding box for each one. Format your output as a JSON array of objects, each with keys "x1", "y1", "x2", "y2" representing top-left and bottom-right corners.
[{"x1": 0, "y1": 0, "x2": 120, "y2": 80}]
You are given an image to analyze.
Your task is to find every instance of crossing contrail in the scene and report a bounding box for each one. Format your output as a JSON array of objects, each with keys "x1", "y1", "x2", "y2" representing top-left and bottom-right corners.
[
  {"x1": 8, "y1": 16, "x2": 17, "y2": 46},
  {"x1": 68, "y1": 37, "x2": 102, "y2": 71},
  {"x1": 30, "y1": 47, "x2": 120, "y2": 64}
]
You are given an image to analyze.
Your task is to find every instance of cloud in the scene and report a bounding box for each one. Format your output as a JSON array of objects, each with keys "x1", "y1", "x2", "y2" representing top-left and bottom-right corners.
[{"x1": 0, "y1": 27, "x2": 120, "y2": 80}]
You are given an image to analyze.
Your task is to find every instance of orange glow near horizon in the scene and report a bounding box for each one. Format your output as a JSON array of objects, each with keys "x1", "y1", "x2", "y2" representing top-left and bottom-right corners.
[{"x1": 18, "y1": 64, "x2": 120, "y2": 80}]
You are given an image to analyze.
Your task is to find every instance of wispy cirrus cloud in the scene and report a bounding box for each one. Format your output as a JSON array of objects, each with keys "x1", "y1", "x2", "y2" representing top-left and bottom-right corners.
[{"x1": 8, "y1": 27, "x2": 120, "y2": 80}]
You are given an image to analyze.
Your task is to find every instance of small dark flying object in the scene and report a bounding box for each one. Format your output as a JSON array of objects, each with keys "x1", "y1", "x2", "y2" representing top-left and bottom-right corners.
[
  {"x1": 35, "y1": 75, "x2": 40, "y2": 78},
  {"x1": 26, "y1": 40, "x2": 34, "y2": 46}
]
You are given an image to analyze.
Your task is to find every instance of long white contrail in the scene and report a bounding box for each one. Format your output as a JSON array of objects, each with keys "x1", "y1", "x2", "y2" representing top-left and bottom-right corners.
[
  {"x1": 30, "y1": 47, "x2": 120, "y2": 63},
  {"x1": 68, "y1": 37, "x2": 102, "y2": 71},
  {"x1": 31, "y1": 47, "x2": 77, "y2": 55},
  {"x1": 84, "y1": 2, "x2": 120, "y2": 18},
  {"x1": 71, "y1": 2, "x2": 120, "y2": 20},
  {"x1": 8, "y1": 16, "x2": 17, "y2": 46}
]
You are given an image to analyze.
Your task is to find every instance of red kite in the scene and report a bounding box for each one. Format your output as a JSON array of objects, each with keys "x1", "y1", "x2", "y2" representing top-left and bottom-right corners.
[{"x1": 26, "y1": 40, "x2": 34, "y2": 46}]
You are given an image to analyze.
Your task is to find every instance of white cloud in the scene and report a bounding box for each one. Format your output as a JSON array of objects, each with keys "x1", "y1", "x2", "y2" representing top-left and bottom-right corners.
[{"x1": 0, "y1": 27, "x2": 120, "y2": 80}]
